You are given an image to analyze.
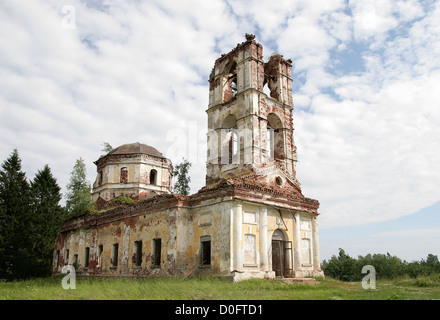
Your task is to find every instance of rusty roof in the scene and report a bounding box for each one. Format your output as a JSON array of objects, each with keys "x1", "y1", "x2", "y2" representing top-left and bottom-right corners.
[{"x1": 110, "y1": 142, "x2": 164, "y2": 158}]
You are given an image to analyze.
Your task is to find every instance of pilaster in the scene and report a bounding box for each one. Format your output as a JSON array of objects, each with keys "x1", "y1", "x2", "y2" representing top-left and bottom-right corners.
[{"x1": 232, "y1": 201, "x2": 243, "y2": 272}]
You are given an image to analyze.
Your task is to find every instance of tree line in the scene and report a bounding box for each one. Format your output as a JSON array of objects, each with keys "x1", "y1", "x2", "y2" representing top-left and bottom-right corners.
[
  {"x1": 0, "y1": 149, "x2": 91, "y2": 280},
  {"x1": 322, "y1": 248, "x2": 440, "y2": 281}
]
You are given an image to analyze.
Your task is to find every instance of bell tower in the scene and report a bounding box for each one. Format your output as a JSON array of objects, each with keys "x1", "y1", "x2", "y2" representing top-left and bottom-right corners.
[{"x1": 206, "y1": 34, "x2": 299, "y2": 188}]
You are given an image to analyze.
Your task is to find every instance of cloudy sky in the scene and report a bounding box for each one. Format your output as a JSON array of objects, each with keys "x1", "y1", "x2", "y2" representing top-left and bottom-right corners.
[{"x1": 1, "y1": 0, "x2": 439, "y2": 262}]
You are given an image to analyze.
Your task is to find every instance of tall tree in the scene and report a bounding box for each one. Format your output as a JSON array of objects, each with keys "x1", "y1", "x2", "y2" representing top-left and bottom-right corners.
[
  {"x1": 0, "y1": 205, "x2": 5, "y2": 277},
  {"x1": 0, "y1": 149, "x2": 31, "y2": 280},
  {"x1": 29, "y1": 164, "x2": 65, "y2": 277},
  {"x1": 65, "y1": 158, "x2": 92, "y2": 218},
  {"x1": 173, "y1": 158, "x2": 191, "y2": 195}
]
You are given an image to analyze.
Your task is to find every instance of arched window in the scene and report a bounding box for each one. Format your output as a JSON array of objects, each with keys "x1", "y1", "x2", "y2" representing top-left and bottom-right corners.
[
  {"x1": 221, "y1": 114, "x2": 238, "y2": 164},
  {"x1": 223, "y1": 61, "x2": 238, "y2": 102},
  {"x1": 120, "y1": 167, "x2": 128, "y2": 184},
  {"x1": 266, "y1": 125, "x2": 274, "y2": 159},
  {"x1": 98, "y1": 170, "x2": 103, "y2": 186},
  {"x1": 267, "y1": 113, "x2": 285, "y2": 160},
  {"x1": 228, "y1": 130, "x2": 238, "y2": 164},
  {"x1": 263, "y1": 81, "x2": 271, "y2": 98},
  {"x1": 150, "y1": 169, "x2": 157, "y2": 185},
  {"x1": 231, "y1": 76, "x2": 237, "y2": 96}
]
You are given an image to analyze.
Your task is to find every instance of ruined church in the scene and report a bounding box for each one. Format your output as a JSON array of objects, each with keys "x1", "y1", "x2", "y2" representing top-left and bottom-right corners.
[{"x1": 53, "y1": 34, "x2": 323, "y2": 281}]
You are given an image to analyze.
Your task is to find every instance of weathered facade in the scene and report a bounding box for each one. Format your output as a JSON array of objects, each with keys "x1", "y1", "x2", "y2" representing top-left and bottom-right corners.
[
  {"x1": 53, "y1": 34, "x2": 324, "y2": 281},
  {"x1": 92, "y1": 142, "x2": 173, "y2": 205}
]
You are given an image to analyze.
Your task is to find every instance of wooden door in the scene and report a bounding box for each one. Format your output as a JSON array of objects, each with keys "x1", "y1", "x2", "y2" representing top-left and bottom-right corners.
[{"x1": 272, "y1": 240, "x2": 284, "y2": 277}]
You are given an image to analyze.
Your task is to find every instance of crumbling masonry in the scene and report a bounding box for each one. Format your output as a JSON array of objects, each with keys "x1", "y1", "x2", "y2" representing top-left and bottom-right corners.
[{"x1": 53, "y1": 34, "x2": 324, "y2": 281}]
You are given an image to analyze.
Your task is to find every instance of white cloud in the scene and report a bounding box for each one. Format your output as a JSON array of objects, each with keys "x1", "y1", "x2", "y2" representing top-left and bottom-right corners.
[
  {"x1": 350, "y1": 0, "x2": 398, "y2": 45},
  {"x1": 394, "y1": 0, "x2": 425, "y2": 22},
  {"x1": 0, "y1": 0, "x2": 439, "y2": 239}
]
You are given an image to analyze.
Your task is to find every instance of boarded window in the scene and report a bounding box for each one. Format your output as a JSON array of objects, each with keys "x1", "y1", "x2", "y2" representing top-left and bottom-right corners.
[
  {"x1": 243, "y1": 211, "x2": 256, "y2": 224},
  {"x1": 244, "y1": 234, "x2": 256, "y2": 265},
  {"x1": 120, "y1": 167, "x2": 128, "y2": 184},
  {"x1": 301, "y1": 238, "x2": 311, "y2": 265},
  {"x1": 134, "y1": 241, "x2": 142, "y2": 267},
  {"x1": 300, "y1": 218, "x2": 311, "y2": 231},
  {"x1": 153, "y1": 239, "x2": 161, "y2": 266},
  {"x1": 112, "y1": 243, "x2": 119, "y2": 267},
  {"x1": 200, "y1": 236, "x2": 211, "y2": 265},
  {"x1": 199, "y1": 212, "x2": 212, "y2": 226}
]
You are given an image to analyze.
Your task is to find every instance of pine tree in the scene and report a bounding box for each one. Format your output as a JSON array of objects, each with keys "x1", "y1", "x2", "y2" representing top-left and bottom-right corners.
[
  {"x1": 65, "y1": 158, "x2": 92, "y2": 218},
  {"x1": 0, "y1": 149, "x2": 31, "y2": 280},
  {"x1": 29, "y1": 165, "x2": 65, "y2": 277},
  {"x1": 173, "y1": 158, "x2": 191, "y2": 195},
  {"x1": 0, "y1": 205, "x2": 5, "y2": 276}
]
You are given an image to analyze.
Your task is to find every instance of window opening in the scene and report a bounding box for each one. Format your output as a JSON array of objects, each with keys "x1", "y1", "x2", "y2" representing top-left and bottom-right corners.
[
  {"x1": 56, "y1": 250, "x2": 60, "y2": 267},
  {"x1": 112, "y1": 243, "x2": 119, "y2": 267},
  {"x1": 231, "y1": 77, "x2": 237, "y2": 96},
  {"x1": 98, "y1": 245, "x2": 103, "y2": 267},
  {"x1": 222, "y1": 114, "x2": 238, "y2": 165},
  {"x1": 228, "y1": 129, "x2": 238, "y2": 164},
  {"x1": 200, "y1": 236, "x2": 211, "y2": 265},
  {"x1": 120, "y1": 167, "x2": 128, "y2": 184},
  {"x1": 84, "y1": 247, "x2": 90, "y2": 269},
  {"x1": 267, "y1": 126, "x2": 274, "y2": 159},
  {"x1": 153, "y1": 238, "x2": 161, "y2": 266},
  {"x1": 267, "y1": 113, "x2": 285, "y2": 160},
  {"x1": 134, "y1": 241, "x2": 142, "y2": 267},
  {"x1": 263, "y1": 82, "x2": 271, "y2": 97},
  {"x1": 224, "y1": 62, "x2": 238, "y2": 101},
  {"x1": 150, "y1": 169, "x2": 157, "y2": 185}
]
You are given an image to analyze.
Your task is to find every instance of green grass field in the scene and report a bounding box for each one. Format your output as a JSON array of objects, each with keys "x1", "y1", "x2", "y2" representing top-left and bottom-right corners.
[{"x1": 1, "y1": 274, "x2": 440, "y2": 300}]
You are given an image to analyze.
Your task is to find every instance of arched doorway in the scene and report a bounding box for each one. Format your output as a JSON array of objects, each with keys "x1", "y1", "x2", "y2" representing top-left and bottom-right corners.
[{"x1": 271, "y1": 229, "x2": 293, "y2": 277}]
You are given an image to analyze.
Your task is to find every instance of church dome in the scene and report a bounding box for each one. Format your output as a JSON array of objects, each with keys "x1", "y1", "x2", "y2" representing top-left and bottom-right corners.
[
  {"x1": 92, "y1": 142, "x2": 173, "y2": 205},
  {"x1": 110, "y1": 142, "x2": 164, "y2": 158}
]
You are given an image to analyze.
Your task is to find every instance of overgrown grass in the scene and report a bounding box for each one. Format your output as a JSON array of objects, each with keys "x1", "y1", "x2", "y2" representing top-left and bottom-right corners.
[{"x1": 1, "y1": 274, "x2": 439, "y2": 300}]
